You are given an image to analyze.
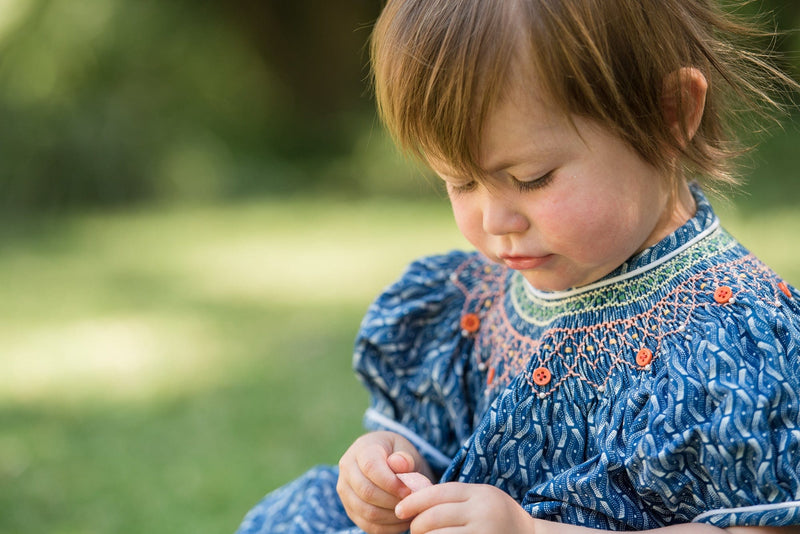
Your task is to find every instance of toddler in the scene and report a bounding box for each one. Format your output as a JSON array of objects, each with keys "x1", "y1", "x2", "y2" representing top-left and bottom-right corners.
[{"x1": 237, "y1": 0, "x2": 800, "y2": 532}]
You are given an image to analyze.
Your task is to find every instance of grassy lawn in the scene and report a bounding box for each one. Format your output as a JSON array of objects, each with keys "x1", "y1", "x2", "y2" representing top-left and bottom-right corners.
[
  {"x1": 0, "y1": 188, "x2": 798, "y2": 533},
  {"x1": 0, "y1": 196, "x2": 467, "y2": 534}
]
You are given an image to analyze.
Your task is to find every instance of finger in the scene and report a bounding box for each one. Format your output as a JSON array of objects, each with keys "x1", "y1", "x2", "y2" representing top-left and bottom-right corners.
[
  {"x1": 397, "y1": 472, "x2": 433, "y2": 493},
  {"x1": 388, "y1": 447, "x2": 435, "y2": 483},
  {"x1": 387, "y1": 451, "x2": 414, "y2": 473},
  {"x1": 410, "y1": 528, "x2": 462, "y2": 534},
  {"x1": 395, "y1": 483, "x2": 469, "y2": 520},
  {"x1": 357, "y1": 448, "x2": 411, "y2": 498},
  {"x1": 337, "y1": 478, "x2": 411, "y2": 530},
  {"x1": 343, "y1": 463, "x2": 404, "y2": 509},
  {"x1": 409, "y1": 502, "x2": 468, "y2": 534}
]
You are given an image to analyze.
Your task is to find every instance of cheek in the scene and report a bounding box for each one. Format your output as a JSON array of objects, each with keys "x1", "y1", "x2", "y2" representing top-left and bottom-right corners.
[
  {"x1": 539, "y1": 194, "x2": 636, "y2": 253},
  {"x1": 450, "y1": 199, "x2": 483, "y2": 243},
  {"x1": 538, "y1": 193, "x2": 600, "y2": 237}
]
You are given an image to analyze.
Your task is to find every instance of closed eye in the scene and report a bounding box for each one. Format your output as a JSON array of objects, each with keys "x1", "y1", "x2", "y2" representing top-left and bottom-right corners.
[
  {"x1": 513, "y1": 170, "x2": 555, "y2": 192},
  {"x1": 447, "y1": 181, "x2": 478, "y2": 195}
]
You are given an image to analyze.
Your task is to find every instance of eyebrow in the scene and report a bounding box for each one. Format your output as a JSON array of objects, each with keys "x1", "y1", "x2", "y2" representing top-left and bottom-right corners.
[
  {"x1": 482, "y1": 133, "x2": 564, "y2": 175},
  {"x1": 484, "y1": 158, "x2": 523, "y2": 175},
  {"x1": 483, "y1": 150, "x2": 547, "y2": 175},
  {"x1": 480, "y1": 114, "x2": 564, "y2": 174}
]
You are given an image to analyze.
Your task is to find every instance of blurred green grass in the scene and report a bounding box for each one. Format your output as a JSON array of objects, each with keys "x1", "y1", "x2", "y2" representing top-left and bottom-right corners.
[
  {"x1": 1, "y1": 164, "x2": 799, "y2": 533},
  {"x1": 0, "y1": 194, "x2": 469, "y2": 533}
]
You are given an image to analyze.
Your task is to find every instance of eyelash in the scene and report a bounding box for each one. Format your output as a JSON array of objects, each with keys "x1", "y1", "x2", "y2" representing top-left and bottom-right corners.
[
  {"x1": 448, "y1": 181, "x2": 478, "y2": 195},
  {"x1": 448, "y1": 171, "x2": 555, "y2": 196},
  {"x1": 515, "y1": 171, "x2": 555, "y2": 192}
]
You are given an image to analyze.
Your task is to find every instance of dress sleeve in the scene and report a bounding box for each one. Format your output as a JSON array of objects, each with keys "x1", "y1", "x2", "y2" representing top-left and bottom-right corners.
[
  {"x1": 629, "y1": 282, "x2": 800, "y2": 527},
  {"x1": 353, "y1": 251, "x2": 477, "y2": 475}
]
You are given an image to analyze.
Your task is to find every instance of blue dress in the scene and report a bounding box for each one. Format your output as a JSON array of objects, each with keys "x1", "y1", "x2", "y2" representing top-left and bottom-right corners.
[{"x1": 236, "y1": 188, "x2": 800, "y2": 532}]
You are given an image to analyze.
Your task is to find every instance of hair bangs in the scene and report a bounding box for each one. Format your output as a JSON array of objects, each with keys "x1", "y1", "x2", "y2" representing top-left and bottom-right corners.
[{"x1": 371, "y1": 0, "x2": 521, "y2": 180}]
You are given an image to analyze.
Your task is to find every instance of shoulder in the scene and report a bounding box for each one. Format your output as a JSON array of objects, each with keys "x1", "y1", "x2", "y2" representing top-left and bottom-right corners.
[
  {"x1": 353, "y1": 249, "x2": 507, "y2": 382},
  {"x1": 359, "y1": 250, "x2": 494, "y2": 334},
  {"x1": 647, "y1": 250, "x2": 800, "y2": 391},
  {"x1": 626, "y1": 255, "x2": 800, "y2": 521},
  {"x1": 623, "y1": 244, "x2": 800, "y2": 442},
  {"x1": 679, "y1": 252, "x2": 799, "y2": 354}
]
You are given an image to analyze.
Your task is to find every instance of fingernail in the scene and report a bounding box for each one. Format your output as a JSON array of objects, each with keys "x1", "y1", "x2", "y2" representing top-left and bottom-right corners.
[{"x1": 395, "y1": 503, "x2": 405, "y2": 519}]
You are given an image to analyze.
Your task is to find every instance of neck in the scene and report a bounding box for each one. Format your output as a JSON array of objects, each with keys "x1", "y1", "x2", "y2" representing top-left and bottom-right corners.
[{"x1": 638, "y1": 180, "x2": 697, "y2": 253}]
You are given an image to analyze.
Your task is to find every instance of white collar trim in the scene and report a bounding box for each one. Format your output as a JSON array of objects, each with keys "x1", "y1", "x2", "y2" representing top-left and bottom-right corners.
[
  {"x1": 524, "y1": 219, "x2": 721, "y2": 301},
  {"x1": 692, "y1": 500, "x2": 800, "y2": 523}
]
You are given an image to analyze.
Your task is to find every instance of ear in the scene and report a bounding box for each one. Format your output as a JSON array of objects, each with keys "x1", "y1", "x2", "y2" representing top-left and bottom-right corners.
[{"x1": 661, "y1": 67, "x2": 708, "y2": 147}]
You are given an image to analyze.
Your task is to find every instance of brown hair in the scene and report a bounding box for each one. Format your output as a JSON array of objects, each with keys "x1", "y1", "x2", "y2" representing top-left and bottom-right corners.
[{"x1": 370, "y1": 0, "x2": 797, "y2": 189}]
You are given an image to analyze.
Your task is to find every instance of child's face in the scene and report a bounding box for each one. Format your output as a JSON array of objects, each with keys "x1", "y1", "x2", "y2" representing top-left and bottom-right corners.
[{"x1": 431, "y1": 82, "x2": 681, "y2": 292}]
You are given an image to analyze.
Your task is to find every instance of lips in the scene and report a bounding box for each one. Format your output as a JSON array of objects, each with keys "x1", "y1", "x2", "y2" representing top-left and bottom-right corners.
[{"x1": 500, "y1": 255, "x2": 552, "y2": 270}]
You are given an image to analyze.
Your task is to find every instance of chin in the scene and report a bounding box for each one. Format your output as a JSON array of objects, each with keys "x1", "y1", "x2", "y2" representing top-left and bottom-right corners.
[{"x1": 522, "y1": 273, "x2": 572, "y2": 293}]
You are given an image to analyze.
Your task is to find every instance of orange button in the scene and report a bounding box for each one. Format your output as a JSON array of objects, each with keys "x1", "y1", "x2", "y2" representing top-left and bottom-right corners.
[
  {"x1": 460, "y1": 313, "x2": 480, "y2": 333},
  {"x1": 714, "y1": 285, "x2": 733, "y2": 304},
  {"x1": 778, "y1": 282, "x2": 793, "y2": 299},
  {"x1": 486, "y1": 366, "x2": 496, "y2": 386},
  {"x1": 636, "y1": 348, "x2": 653, "y2": 367},
  {"x1": 532, "y1": 366, "x2": 551, "y2": 386}
]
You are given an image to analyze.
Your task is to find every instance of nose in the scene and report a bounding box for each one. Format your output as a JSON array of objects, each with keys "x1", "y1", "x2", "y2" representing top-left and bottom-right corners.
[{"x1": 481, "y1": 188, "x2": 530, "y2": 236}]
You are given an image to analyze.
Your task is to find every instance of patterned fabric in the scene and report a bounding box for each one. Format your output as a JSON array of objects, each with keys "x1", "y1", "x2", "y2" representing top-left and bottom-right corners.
[
  {"x1": 236, "y1": 467, "x2": 359, "y2": 534},
  {"x1": 235, "y1": 187, "x2": 800, "y2": 533}
]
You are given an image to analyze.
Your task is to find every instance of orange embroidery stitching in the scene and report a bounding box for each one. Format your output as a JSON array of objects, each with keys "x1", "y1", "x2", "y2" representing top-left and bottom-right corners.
[{"x1": 452, "y1": 254, "x2": 788, "y2": 398}]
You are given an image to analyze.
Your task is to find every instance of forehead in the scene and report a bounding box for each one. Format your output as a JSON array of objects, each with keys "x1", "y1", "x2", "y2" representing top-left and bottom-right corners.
[{"x1": 477, "y1": 69, "x2": 572, "y2": 173}]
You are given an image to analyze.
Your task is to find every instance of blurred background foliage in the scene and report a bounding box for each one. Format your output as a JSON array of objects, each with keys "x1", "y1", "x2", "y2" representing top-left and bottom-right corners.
[
  {"x1": 0, "y1": 0, "x2": 798, "y2": 214},
  {"x1": 0, "y1": 0, "x2": 426, "y2": 215}
]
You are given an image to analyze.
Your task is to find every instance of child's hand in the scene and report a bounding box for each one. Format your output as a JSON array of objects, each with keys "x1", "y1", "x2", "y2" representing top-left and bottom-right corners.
[
  {"x1": 396, "y1": 471, "x2": 433, "y2": 493},
  {"x1": 337, "y1": 431, "x2": 433, "y2": 534},
  {"x1": 395, "y1": 482, "x2": 535, "y2": 534}
]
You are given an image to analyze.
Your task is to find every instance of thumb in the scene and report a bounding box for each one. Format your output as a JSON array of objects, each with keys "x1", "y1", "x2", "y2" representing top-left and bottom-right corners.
[
  {"x1": 387, "y1": 451, "x2": 415, "y2": 474},
  {"x1": 388, "y1": 452, "x2": 434, "y2": 493},
  {"x1": 396, "y1": 472, "x2": 433, "y2": 493}
]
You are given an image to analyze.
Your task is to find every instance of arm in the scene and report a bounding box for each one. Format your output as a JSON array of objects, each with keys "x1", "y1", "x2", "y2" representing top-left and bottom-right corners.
[
  {"x1": 395, "y1": 483, "x2": 800, "y2": 534},
  {"x1": 354, "y1": 252, "x2": 482, "y2": 480}
]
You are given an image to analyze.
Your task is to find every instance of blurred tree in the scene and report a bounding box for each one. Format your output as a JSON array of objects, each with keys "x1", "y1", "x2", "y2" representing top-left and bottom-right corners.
[
  {"x1": 220, "y1": 0, "x2": 388, "y2": 189},
  {"x1": 0, "y1": 0, "x2": 388, "y2": 213},
  {"x1": 229, "y1": 0, "x2": 380, "y2": 118},
  {"x1": 1, "y1": 1, "x2": 274, "y2": 210}
]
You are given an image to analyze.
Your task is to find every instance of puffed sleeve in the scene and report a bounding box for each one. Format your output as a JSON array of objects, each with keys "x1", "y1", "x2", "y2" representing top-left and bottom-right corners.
[
  {"x1": 629, "y1": 281, "x2": 800, "y2": 527},
  {"x1": 353, "y1": 251, "x2": 479, "y2": 476}
]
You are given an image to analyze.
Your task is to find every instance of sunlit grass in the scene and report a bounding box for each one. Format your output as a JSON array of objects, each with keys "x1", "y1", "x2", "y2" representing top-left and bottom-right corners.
[
  {"x1": 0, "y1": 197, "x2": 465, "y2": 403},
  {"x1": 0, "y1": 196, "x2": 465, "y2": 534},
  {"x1": 0, "y1": 194, "x2": 797, "y2": 534}
]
